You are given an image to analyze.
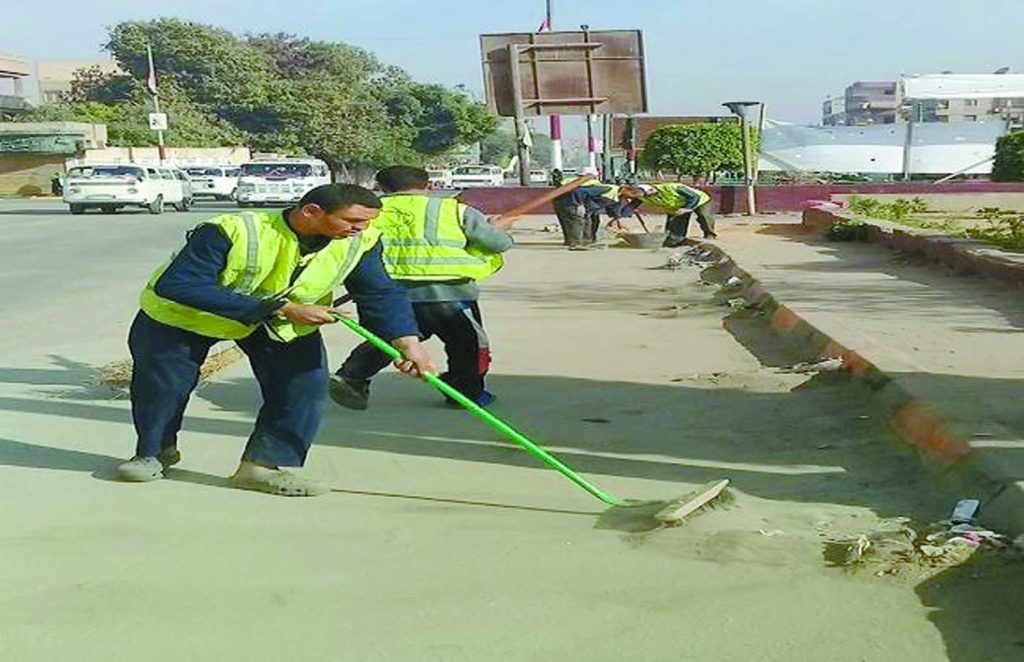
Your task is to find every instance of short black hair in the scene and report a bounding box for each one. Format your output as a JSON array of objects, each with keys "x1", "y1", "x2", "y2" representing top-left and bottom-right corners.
[
  {"x1": 299, "y1": 183, "x2": 381, "y2": 212},
  {"x1": 376, "y1": 166, "x2": 429, "y2": 193}
]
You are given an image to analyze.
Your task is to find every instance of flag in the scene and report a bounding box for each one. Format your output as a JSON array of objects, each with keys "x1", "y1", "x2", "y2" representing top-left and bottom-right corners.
[{"x1": 145, "y1": 44, "x2": 158, "y2": 96}]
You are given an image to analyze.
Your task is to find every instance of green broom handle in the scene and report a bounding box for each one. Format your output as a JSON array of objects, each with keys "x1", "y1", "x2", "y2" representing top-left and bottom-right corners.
[{"x1": 333, "y1": 314, "x2": 626, "y2": 506}]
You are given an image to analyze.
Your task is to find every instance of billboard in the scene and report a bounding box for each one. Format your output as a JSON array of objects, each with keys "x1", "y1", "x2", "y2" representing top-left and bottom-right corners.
[{"x1": 480, "y1": 30, "x2": 648, "y2": 117}]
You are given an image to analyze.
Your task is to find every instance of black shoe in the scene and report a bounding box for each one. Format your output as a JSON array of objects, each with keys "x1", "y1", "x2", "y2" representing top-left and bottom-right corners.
[
  {"x1": 329, "y1": 375, "x2": 370, "y2": 410},
  {"x1": 662, "y1": 237, "x2": 688, "y2": 248}
]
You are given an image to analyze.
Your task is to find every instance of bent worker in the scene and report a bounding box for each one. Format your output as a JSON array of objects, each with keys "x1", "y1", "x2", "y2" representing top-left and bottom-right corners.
[
  {"x1": 117, "y1": 184, "x2": 437, "y2": 496},
  {"x1": 330, "y1": 165, "x2": 512, "y2": 409},
  {"x1": 552, "y1": 168, "x2": 622, "y2": 249},
  {"x1": 631, "y1": 182, "x2": 717, "y2": 247}
]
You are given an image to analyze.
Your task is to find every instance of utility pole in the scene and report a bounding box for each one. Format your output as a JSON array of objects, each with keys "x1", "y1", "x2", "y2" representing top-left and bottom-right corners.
[
  {"x1": 723, "y1": 101, "x2": 762, "y2": 215},
  {"x1": 146, "y1": 44, "x2": 167, "y2": 164},
  {"x1": 545, "y1": 0, "x2": 564, "y2": 173}
]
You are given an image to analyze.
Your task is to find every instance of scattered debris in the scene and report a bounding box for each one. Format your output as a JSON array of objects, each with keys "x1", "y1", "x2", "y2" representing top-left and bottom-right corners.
[
  {"x1": 823, "y1": 504, "x2": 1012, "y2": 580},
  {"x1": 99, "y1": 347, "x2": 243, "y2": 388},
  {"x1": 778, "y1": 358, "x2": 845, "y2": 374},
  {"x1": 758, "y1": 529, "x2": 785, "y2": 537},
  {"x1": 727, "y1": 298, "x2": 746, "y2": 310},
  {"x1": 582, "y1": 417, "x2": 611, "y2": 424}
]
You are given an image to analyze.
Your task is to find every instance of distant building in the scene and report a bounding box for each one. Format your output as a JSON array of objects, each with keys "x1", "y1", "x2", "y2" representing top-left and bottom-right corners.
[
  {"x1": 845, "y1": 81, "x2": 900, "y2": 125},
  {"x1": 0, "y1": 53, "x2": 31, "y2": 119},
  {"x1": 822, "y1": 97, "x2": 846, "y2": 126},
  {"x1": 826, "y1": 76, "x2": 1024, "y2": 126},
  {"x1": 36, "y1": 59, "x2": 120, "y2": 105}
]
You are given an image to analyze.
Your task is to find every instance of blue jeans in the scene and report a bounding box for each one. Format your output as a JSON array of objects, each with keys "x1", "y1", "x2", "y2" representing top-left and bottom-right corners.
[{"x1": 128, "y1": 311, "x2": 328, "y2": 467}]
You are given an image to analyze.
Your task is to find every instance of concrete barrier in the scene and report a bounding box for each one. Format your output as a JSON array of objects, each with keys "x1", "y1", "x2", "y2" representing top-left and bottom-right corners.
[{"x1": 803, "y1": 207, "x2": 1024, "y2": 288}]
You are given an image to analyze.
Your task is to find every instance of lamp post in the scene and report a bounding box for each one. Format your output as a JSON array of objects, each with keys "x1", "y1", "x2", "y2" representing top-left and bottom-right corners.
[{"x1": 723, "y1": 101, "x2": 762, "y2": 215}]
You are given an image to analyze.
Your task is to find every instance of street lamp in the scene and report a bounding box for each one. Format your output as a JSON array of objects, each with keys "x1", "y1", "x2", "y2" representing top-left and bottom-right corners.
[{"x1": 723, "y1": 101, "x2": 762, "y2": 215}]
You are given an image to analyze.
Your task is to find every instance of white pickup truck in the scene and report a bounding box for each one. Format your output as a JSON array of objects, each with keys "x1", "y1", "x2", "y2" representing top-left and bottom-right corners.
[{"x1": 63, "y1": 164, "x2": 188, "y2": 215}]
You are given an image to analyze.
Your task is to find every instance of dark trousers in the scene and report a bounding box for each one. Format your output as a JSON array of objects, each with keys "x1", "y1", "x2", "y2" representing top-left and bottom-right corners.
[
  {"x1": 553, "y1": 198, "x2": 585, "y2": 246},
  {"x1": 584, "y1": 210, "x2": 601, "y2": 243},
  {"x1": 129, "y1": 311, "x2": 328, "y2": 467},
  {"x1": 665, "y1": 202, "x2": 716, "y2": 240},
  {"x1": 339, "y1": 301, "x2": 490, "y2": 400}
]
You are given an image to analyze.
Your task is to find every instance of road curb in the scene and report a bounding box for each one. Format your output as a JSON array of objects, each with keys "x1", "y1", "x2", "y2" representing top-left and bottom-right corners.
[
  {"x1": 803, "y1": 207, "x2": 1024, "y2": 288},
  {"x1": 696, "y1": 242, "x2": 1023, "y2": 534}
]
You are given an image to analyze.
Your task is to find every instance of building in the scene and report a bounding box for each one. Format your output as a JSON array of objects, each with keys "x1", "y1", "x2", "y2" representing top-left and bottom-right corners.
[
  {"x1": 845, "y1": 81, "x2": 900, "y2": 125},
  {"x1": 827, "y1": 75, "x2": 1024, "y2": 126},
  {"x1": 36, "y1": 59, "x2": 120, "y2": 105},
  {"x1": 0, "y1": 53, "x2": 31, "y2": 119},
  {"x1": 822, "y1": 96, "x2": 846, "y2": 126},
  {"x1": 0, "y1": 122, "x2": 107, "y2": 195}
]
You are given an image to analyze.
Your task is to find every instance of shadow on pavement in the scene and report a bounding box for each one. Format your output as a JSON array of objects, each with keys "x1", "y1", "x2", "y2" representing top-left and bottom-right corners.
[{"x1": 2, "y1": 350, "x2": 1023, "y2": 657}]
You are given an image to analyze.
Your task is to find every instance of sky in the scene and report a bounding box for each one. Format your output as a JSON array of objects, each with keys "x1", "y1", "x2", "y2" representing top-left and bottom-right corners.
[{"x1": 2, "y1": 0, "x2": 1022, "y2": 130}]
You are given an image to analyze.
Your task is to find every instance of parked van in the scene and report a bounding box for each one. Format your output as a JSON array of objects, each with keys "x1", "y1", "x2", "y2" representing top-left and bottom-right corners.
[
  {"x1": 427, "y1": 168, "x2": 454, "y2": 189},
  {"x1": 451, "y1": 165, "x2": 504, "y2": 188},
  {"x1": 64, "y1": 164, "x2": 186, "y2": 215},
  {"x1": 185, "y1": 165, "x2": 241, "y2": 200},
  {"x1": 235, "y1": 158, "x2": 331, "y2": 206}
]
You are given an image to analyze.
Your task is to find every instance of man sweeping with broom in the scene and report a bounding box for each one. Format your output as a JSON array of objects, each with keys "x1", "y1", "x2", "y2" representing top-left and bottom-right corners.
[{"x1": 116, "y1": 184, "x2": 437, "y2": 496}]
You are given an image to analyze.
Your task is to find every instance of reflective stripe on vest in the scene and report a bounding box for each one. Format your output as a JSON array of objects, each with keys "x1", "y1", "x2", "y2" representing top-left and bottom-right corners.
[
  {"x1": 140, "y1": 210, "x2": 380, "y2": 342},
  {"x1": 378, "y1": 195, "x2": 503, "y2": 282}
]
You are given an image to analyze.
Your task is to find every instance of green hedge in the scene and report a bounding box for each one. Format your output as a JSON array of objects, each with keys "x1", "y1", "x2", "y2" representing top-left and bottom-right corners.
[{"x1": 992, "y1": 131, "x2": 1024, "y2": 182}]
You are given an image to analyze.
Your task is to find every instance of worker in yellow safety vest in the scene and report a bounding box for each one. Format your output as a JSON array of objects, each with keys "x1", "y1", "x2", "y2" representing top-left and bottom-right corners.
[
  {"x1": 117, "y1": 184, "x2": 437, "y2": 496},
  {"x1": 330, "y1": 165, "x2": 514, "y2": 410},
  {"x1": 630, "y1": 182, "x2": 717, "y2": 247}
]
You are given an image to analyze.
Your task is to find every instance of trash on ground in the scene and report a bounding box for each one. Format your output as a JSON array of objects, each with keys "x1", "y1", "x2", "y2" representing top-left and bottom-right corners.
[
  {"x1": 823, "y1": 514, "x2": 1011, "y2": 580},
  {"x1": 778, "y1": 358, "x2": 845, "y2": 374}
]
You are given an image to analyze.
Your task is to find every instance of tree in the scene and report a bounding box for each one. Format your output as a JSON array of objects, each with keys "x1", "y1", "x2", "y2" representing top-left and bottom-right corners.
[
  {"x1": 20, "y1": 18, "x2": 500, "y2": 174},
  {"x1": 992, "y1": 131, "x2": 1024, "y2": 181},
  {"x1": 641, "y1": 123, "x2": 757, "y2": 181},
  {"x1": 480, "y1": 121, "x2": 553, "y2": 168}
]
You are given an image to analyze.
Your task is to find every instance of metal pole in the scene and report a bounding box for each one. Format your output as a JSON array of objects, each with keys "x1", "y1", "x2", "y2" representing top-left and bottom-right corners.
[
  {"x1": 602, "y1": 114, "x2": 613, "y2": 179},
  {"x1": 740, "y1": 116, "x2": 755, "y2": 214},
  {"x1": 147, "y1": 44, "x2": 167, "y2": 164},
  {"x1": 545, "y1": 0, "x2": 564, "y2": 173},
  {"x1": 902, "y1": 100, "x2": 917, "y2": 181},
  {"x1": 587, "y1": 114, "x2": 598, "y2": 170},
  {"x1": 627, "y1": 116, "x2": 638, "y2": 174},
  {"x1": 507, "y1": 44, "x2": 531, "y2": 186}
]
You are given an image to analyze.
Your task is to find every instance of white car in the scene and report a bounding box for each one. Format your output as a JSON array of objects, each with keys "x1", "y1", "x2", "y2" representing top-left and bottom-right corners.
[
  {"x1": 451, "y1": 165, "x2": 504, "y2": 188},
  {"x1": 236, "y1": 159, "x2": 331, "y2": 206},
  {"x1": 185, "y1": 165, "x2": 241, "y2": 200},
  {"x1": 529, "y1": 168, "x2": 549, "y2": 185},
  {"x1": 427, "y1": 169, "x2": 454, "y2": 189},
  {"x1": 64, "y1": 164, "x2": 187, "y2": 215}
]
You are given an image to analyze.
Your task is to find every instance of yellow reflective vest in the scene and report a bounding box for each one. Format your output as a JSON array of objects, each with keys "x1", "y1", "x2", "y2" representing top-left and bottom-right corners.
[
  {"x1": 140, "y1": 210, "x2": 381, "y2": 342},
  {"x1": 377, "y1": 194, "x2": 503, "y2": 282},
  {"x1": 578, "y1": 178, "x2": 621, "y2": 202},
  {"x1": 643, "y1": 183, "x2": 711, "y2": 213}
]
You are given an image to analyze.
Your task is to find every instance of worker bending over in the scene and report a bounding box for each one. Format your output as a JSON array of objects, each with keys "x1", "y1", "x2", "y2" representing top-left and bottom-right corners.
[
  {"x1": 118, "y1": 184, "x2": 437, "y2": 496},
  {"x1": 552, "y1": 168, "x2": 623, "y2": 249},
  {"x1": 331, "y1": 166, "x2": 513, "y2": 410},
  {"x1": 631, "y1": 182, "x2": 717, "y2": 247}
]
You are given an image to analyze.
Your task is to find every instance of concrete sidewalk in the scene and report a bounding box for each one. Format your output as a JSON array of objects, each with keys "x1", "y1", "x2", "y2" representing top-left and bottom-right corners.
[{"x1": 705, "y1": 215, "x2": 1024, "y2": 532}]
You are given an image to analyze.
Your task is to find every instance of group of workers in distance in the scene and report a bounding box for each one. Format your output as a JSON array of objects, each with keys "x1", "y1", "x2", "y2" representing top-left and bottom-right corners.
[
  {"x1": 551, "y1": 167, "x2": 716, "y2": 250},
  {"x1": 115, "y1": 163, "x2": 714, "y2": 498}
]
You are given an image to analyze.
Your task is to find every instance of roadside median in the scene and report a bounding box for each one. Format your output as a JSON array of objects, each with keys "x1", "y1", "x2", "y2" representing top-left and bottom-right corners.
[{"x1": 694, "y1": 219, "x2": 1024, "y2": 534}]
